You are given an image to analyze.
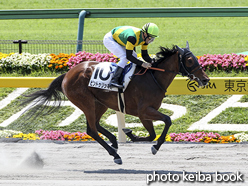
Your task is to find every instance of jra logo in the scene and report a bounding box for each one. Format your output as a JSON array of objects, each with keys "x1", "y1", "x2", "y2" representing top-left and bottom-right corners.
[{"x1": 187, "y1": 79, "x2": 216, "y2": 92}]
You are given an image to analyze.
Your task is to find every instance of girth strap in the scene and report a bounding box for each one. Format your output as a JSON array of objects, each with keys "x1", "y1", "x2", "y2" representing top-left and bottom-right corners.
[{"x1": 117, "y1": 88, "x2": 126, "y2": 114}]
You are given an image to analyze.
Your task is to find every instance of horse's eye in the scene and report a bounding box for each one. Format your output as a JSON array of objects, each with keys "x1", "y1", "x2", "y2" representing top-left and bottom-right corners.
[{"x1": 186, "y1": 58, "x2": 194, "y2": 67}]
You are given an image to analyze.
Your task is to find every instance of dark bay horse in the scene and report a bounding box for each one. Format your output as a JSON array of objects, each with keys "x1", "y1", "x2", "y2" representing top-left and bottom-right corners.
[{"x1": 22, "y1": 42, "x2": 209, "y2": 164}]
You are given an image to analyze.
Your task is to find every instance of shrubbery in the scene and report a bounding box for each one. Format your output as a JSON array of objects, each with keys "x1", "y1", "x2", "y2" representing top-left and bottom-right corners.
[{"x1": 0, "y1": 52, "x2": 248, "y2": 74}]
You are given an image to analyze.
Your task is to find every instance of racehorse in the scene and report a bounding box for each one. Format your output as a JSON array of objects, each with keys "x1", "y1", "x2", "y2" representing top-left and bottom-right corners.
[{"x1": 22, "y1": 42, "x2": 209, "y2": 165}]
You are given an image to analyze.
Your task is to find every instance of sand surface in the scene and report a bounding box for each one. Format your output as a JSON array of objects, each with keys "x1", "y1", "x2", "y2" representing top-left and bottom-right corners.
[{"x1": 0, "y1": 141, "x2": 247, "y2": 186}]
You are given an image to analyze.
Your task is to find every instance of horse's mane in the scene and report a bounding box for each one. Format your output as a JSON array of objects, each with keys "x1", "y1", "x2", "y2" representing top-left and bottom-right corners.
[{"x1": 156, "y1": 45, "x2": 178, "y2": 63}]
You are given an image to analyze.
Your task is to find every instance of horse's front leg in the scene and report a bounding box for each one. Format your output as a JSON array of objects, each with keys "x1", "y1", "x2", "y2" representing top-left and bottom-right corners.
[
  {"x1": 123, "y1": 119, "x2": 156, "y2": 142},
  {"x1": 151, "y1": 114, "x2": 171, "y2": 155},
  {"x1": 127, "y1": 106, "x2": 172, "y2": 154}
]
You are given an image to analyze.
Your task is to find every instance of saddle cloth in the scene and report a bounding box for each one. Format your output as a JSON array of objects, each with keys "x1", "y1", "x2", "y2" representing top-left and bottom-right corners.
[{"x1": 88, "y1": 62, "x2": 136, "y2": 92}]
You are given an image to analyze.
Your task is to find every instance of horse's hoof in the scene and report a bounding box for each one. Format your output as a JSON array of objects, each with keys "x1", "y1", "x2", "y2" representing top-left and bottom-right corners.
[
  {"x1": 122, "y1": 128, "x2": 132, "y2": 134},
  {"x1": 114, "y1": 158, "x2": 122, "y2": 165},
  {"x1": 151, "y1": 145, "x2": 158, "y2": 155}
]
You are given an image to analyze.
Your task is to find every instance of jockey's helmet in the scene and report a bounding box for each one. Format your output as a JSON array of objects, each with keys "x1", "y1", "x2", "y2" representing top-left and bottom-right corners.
[{"x1": 142, "y1": 23, "x2": 159, "y2": 38}]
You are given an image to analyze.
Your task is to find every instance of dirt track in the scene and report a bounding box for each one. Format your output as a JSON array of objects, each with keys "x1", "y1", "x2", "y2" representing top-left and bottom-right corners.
[{"x1": 0, "y1": 141, "x2": 247, "y2": 186}]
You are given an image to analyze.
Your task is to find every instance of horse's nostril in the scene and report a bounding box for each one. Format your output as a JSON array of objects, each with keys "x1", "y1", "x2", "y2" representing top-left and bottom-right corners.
[{"x1": 203, "y1": 79, "x2": 210, "y2": 85}]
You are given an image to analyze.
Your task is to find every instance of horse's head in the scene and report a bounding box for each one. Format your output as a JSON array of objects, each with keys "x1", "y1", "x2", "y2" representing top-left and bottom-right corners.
[{"x1": 176, "y1": 41, "x2": 209, "y2": 87}]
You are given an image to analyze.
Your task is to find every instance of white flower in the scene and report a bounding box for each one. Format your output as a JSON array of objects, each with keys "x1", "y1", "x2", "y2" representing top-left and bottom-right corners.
[
  {"x1": 0, "y1": 130, "x2": 22, "y2": 138},
  {"x1": 234, "y1": 132, "x2": 248, "y2": 142},
  {"x1": 0, "y1": 53, "x2": 51, "y2": 70}
]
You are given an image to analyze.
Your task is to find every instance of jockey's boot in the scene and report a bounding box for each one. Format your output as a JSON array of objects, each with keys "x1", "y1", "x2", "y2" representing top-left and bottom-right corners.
[{"x1": 110, "y1": 66, "x2": 124, "y2": 89}]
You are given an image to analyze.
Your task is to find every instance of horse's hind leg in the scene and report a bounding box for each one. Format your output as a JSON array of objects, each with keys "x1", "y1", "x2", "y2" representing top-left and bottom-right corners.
[
  {"x1": 66, "y1": 94, "x2": 121, "y2": 164},
  {"x1": 96, "y1": 124, "x2": 118, "y2": 151},
  {"x1": 86, "y1": 117, "x2": 122, "y2": 164},
  {"x1": 94, "y1": 103, "x2": 118, "y2": 150}
]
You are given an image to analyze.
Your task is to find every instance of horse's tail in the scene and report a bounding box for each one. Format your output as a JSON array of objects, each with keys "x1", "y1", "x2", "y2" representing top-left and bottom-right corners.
[{"x1": 21, "y1": 73, "x2": 66, "y2": 118}]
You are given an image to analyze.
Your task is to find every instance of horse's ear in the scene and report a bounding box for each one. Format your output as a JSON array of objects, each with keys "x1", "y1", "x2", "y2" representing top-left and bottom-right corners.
[
  {"x1": 176, "y1": 45, "x2": 184, "y2": 55},
  {"x1": 186, "y1": 41, "x2": 190, "y2": 50}
]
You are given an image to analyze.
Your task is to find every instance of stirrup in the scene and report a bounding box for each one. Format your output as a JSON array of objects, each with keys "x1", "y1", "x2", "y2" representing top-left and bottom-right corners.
[{"x1": 110, "y1": 82, "x2": 124, "y2": 89}]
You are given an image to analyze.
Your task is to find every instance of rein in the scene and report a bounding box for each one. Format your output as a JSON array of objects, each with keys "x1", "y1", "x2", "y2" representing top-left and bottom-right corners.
[
  {"x1": 133, "y1": 52, "x2": 202, "y2": 93},
  {"x1": 134, "y1": 67, "x2": 165, "y2": 76}
]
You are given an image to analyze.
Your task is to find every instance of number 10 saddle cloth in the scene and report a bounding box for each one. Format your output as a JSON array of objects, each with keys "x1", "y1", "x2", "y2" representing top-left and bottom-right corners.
[{"x1": 88, "y1": 62, "x2": 136, "y2": 92}]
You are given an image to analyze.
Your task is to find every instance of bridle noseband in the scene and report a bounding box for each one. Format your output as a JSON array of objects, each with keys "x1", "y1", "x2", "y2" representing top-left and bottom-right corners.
[{"x1": 178, "y1": 51, "x2": 202, "y2": 81}]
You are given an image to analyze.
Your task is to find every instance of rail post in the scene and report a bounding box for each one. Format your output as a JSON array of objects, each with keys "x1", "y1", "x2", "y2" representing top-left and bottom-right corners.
[
  {"x1": 76, "y1": 10, "x2": 87, "y2": 52},
  {"x1": 116, "y1": 112, "x2": 126, "y2": 142}
]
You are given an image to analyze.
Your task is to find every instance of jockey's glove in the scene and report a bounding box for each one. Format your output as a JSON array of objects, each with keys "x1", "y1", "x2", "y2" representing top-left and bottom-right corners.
[
  {"x1": 142, "y1": 62, "x2": 152, "y2": 69},
  {"x1": 151, "y1": 58, "x2": 157, "y2": 64}
]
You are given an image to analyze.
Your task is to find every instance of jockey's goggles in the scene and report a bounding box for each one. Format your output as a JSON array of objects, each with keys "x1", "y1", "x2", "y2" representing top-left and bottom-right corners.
[{"x1": 147, "y1": 36, "x2": 155, "y2": 44}]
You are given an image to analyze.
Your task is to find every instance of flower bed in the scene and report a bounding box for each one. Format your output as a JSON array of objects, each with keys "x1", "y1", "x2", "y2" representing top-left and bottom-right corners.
[
  {"x1": 0, "y1": 129, "x2": 22, "y2": 138},
  {"x1": 0, "y1": 52, "x2": 119, "y2": 73},
  {"x1": 35, "y1": 129, "x2": 97, "y2": 141},
  {"x1": 0, "y1": 53, "x2": 51, "y2": 73},
  {"x1": 197, "y1": 53, "x2": 248, "y2": 72},
  {"x1": 48, "y1": 53, "x2": 75, "y2": 71},
  {"x1": 6, "y1": 130, "x2": 99, "y2": 141},
  {"x1": 1, "y1": 129, "x2": 247, "y2": 143},
  {"x1": 67, "y1": 51, "x2": 118, "y2": 69},
  {"x1": 0, "y1": 52, "x2": 247, "y2": 73},
  {"x1": 168, "y1": 132, "x2": 238, "y2": 143}
]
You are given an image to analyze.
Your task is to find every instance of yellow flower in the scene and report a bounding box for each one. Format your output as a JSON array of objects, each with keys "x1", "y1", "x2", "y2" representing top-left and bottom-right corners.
[
  {"x1": 153, "y1": 134, "x2": 171, "y2": 142},
  {"x1": 49, "y1": 53, "x2": 72, "y2": 70},
  {"x1": 166, "y1": 135, "x2": 172, "y2": 142},
  {"x1": 0, "y1": 52, "x2": 14, "y2": 59}
]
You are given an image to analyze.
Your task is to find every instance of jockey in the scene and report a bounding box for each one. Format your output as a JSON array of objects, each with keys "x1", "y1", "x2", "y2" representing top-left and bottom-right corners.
[{"x1": 103, "y1": 23, "x2": 159, "y2": 89}]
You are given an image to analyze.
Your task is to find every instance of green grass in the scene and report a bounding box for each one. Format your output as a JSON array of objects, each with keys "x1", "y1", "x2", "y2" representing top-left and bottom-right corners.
[
  {"x1": 204, "y1": 70, "x2": 248, "y2": 77},
  {"x1": 240, "y1": 95, "x2": 248, "y2": 102},
  {"x1": 0, "y1": 17, "x2": 247, "y2": 55},
  {"x1": 0, "y1": 0, "x2": 248, "y2": 136},
  {"x1": 1, "y1": 0, "x2": 248, "y2": 9},
  {"x1": 0, "y1": 1, "x2": 248, "y2": 55},
  {"x1": 6, "y1": 106, "x2": 75, "y2": 133},
  {"x1": 125, "y1": 108, "x2": 173, "y2": 124},
  {"x1": 0, "y1": 88, "x2": 46, "y2": 123},
  {"x1": 209, "y1": 107, "x2": 248, "y2": 124},
  {"x1": 0, "y1": 86, "x2": 234, "y2": 135},
  {"x1": 0, "y1": 88, "x2": 15, "y2": 101},
  {"x1": 162, "y1": 95, "x2": 231, "y2": 133}
]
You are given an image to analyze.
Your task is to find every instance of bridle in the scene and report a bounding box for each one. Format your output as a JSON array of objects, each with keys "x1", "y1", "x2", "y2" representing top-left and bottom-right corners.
[
  {"x1": 136, "y1": 49, "x2": 202, "y2": 79},
  {"x1": 134, "y1": 48, "x2": 203, "y2": 93},
  {"x1": 178, "y1": 51, "x2": 202, "y2": 81}
]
